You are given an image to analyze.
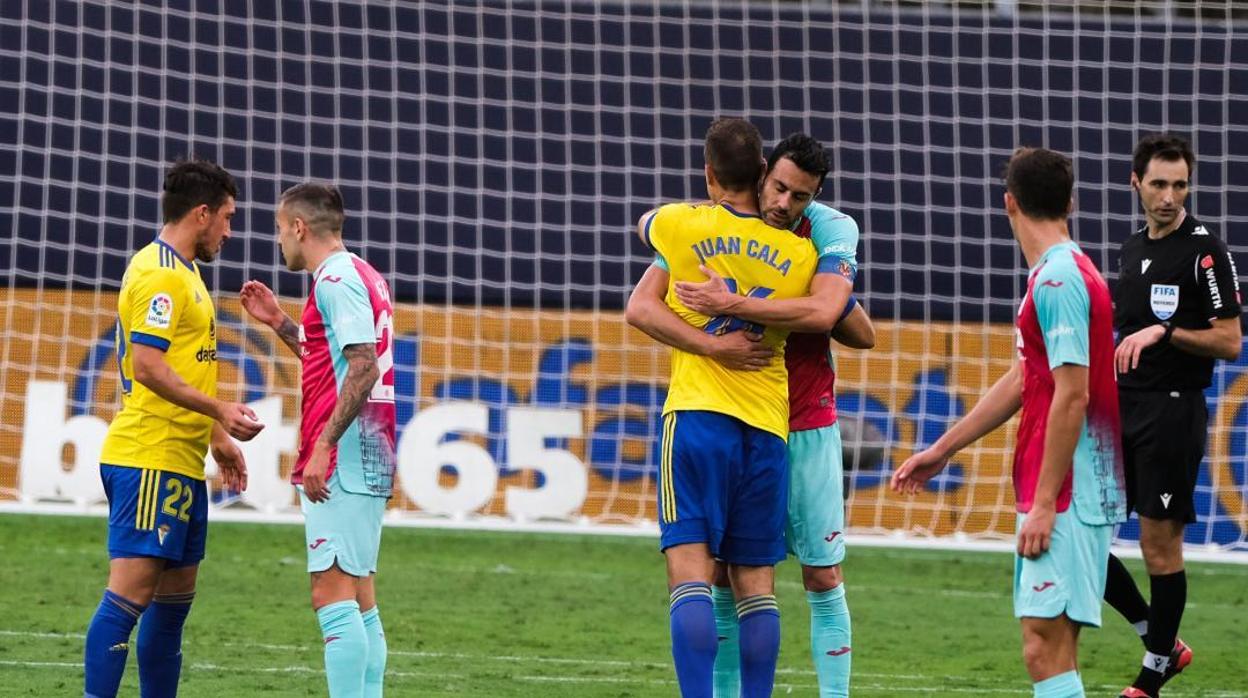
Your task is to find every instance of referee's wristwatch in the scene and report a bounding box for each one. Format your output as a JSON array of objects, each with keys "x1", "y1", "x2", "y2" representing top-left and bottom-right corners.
[{"x1": 1160, "y1": 321, "x2": 1175, "y2": 344}]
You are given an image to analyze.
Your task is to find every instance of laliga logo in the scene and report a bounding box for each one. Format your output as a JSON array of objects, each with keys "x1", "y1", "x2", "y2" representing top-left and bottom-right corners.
[{"x1": 150, "y1": 295, "x2": 171, "y2": 317}]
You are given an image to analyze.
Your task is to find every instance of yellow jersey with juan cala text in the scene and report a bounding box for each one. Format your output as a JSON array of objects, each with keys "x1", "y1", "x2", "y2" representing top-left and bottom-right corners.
[
  {"x1": 645, "y1": 203, "x2": 818, "y2": 439},
  {"x1": 100, "y1": 239, "x2": 218, "y2": 479}
]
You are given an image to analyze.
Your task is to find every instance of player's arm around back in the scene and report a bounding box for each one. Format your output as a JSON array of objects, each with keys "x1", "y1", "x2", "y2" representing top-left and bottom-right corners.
[
  {"x1": 625, "y1": 263, "x2": 772, "y2": 371},
  {"x1": 677, "y1": 268, "x2": 852, "y2": 334},
  {"x1": 831, "y1": 302, "x2": 875, "y2": 350}
]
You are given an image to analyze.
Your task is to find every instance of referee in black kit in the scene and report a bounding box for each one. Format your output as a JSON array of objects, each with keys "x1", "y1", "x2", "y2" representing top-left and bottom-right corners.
[{"x1": 1106, "y1": 134, "x2": 1242, "y2": 698}]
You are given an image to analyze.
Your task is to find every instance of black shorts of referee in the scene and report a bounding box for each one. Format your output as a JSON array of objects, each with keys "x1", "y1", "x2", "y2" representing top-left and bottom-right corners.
[{"x1": 1118, "y1": 388, "x2": 1206, "y2": 523}]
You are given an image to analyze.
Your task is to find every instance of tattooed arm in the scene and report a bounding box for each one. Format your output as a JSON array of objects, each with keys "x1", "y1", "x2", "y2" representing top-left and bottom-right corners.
[
  {"x1": 318, "y1": 343, "x2": 380, "y2": 447},
  {"x1": 300, "y1": 343, "x2": 379, "y2": 502}
]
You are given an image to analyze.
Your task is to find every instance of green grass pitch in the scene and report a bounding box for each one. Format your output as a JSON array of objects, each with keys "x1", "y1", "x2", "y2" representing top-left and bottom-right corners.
[{"x1": 1, "y1": 513, "x2": 1245, "y2": 697}]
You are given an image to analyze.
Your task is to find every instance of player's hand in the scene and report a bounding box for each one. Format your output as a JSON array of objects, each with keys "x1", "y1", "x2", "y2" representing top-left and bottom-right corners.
[
  {"x1": 216, "y1": 401, "x2": 265, "y2": 441},
  {"x1": 1115, "y1": 324, "x2": 1166, "y2": 374},
  {"x1": 674, "y1": 266, "x2": 738, "y2": 316},
  {"x1": 1017, "y1": 503, "x2": 1056, "y2": 559},
  {"x1": 302, "y1": 441, "x2": 332, "y2": 503},
  {"x1": 891, "y1": 446, "x2": 950, "y2": 495},
  {"x1": 709, "y1": 331, "x2": 772, "y2": 371},
  {"x1": 239, "y1": 280, "x2": 285, "y2": 329},
  {"x1": 211, "y1": 432, "x2": 249, "y2": 492}
]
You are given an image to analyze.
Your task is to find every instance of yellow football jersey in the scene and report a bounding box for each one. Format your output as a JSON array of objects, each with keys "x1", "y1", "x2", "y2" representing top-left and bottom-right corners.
[
  {"x1": 100, "y1": 240, "x2": 218, "y2": 479},
  {"x1": 645, "y1": 202, "x2": 818, "y2": 439}
]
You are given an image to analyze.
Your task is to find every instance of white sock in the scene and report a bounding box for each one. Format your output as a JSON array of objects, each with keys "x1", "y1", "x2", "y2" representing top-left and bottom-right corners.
[{"x1": 1143, "y1": 650, "x2": 1170, "y2": 674}]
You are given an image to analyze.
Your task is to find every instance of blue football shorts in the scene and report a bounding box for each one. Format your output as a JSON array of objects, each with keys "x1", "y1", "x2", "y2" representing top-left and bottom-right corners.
[
  {"x1": 102, "y1": 463, "x2": 208, "y2": 568},
  {"x1": 657, "y1": 410, "x2": 789, "y2": 566}
]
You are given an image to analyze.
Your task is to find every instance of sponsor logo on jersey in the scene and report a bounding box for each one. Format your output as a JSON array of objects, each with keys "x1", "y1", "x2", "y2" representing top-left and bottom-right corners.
[
  {"x1": 1040, "y1": 280, "x2": 1064, "y2": 288},
  {"x1": 323, "y1": 274, "x2": 342, "y2": 283},
  {"x1": 1201, "y1": 254, "x2": 1215, "y2": 270},
  {"x1": 1142, "y1": 259, "x2": 1152, "y2": 274},
  {"x1": 157, "y1": 523, "x2": 170, "y2": 546},
  {"x1": 824, "y1": 531, "x2": 842, "y2": 542},
  {"x1": 1031, "y1": 581, "x2": 1055, "y2": 593},
  {"x1": 1150, "y1": 284, "x2": 1179, "y2": 320},
  {"x1": 1045, "y1": 325, "x2": 1076, "y2": 340},
  {"x1": 146, "y1": 293, "x2": 173, "y2": 329},
  {"x1": 194, "y1": 289, "x2": 203, "y2": 303},
  {"x1": 1160, "y1": 493, "x2": 1172, "y2": 509},
  {"x1": 1205, "y1": 265, "x2": 1224, "y2": 310},
  {"x1": 195, "y1": 346, "x2": 218, "y2": 362},
  {"x1": 310, "y1": 537, "x2": 328, "y2": 550}
]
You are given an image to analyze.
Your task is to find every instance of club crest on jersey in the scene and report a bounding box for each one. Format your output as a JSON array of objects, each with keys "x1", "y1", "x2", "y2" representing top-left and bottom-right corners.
[
  {"x1": 146, "y1": 293, "x2": 173, "y2": 328},
  {"x1": 1150, "y1": 284, "x2": 1179, "y2": 320}
]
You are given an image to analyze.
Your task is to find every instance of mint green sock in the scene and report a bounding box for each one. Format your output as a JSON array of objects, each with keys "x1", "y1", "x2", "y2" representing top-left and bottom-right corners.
[
  {"x1": 361, "y1": 606, "x2": 386, "y2": 698},
  {"x1": 808, "y1": 585, "x2": 851, "y2": 697},
  {"x1": 317, "y1": 600, "x2": 367, "y2": 698},
  {"x1": 711, "y1": 585, "x2": 740, "y2": 698},
  {"x1": 1033, "y1": 670, "x2": 1084, "y2": 698}
]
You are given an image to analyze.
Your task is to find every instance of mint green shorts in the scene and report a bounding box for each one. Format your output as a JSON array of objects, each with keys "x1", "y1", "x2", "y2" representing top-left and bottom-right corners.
[
  {"x1": 785, "y1": 424, "x2": 846, "y2": 567},
  {"x1": 1013, "y1": 510, "x2": 1112, "y2": 626},
  {"x1": 298, "y1": 472, "x2": 387, "y2": 577}
]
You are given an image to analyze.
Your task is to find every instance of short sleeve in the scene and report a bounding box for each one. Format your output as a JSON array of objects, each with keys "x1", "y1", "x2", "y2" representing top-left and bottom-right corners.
[
  {"x1": 643, "y1": 203, "x2": 688, "y2": 258},
  {"x1": 127, "y1": 267, "x2": 186, "y2": 351},
  {"x1": 315, "y1": 274, "x2": 377, "y2": 348},
  {"x1": 1195, "y1": 236, "x2": 1242, "y2": 321},
  {"x1": 807, "y1": 204, "x2": 859, "y2": 283},
  {"x1": 1033, "y1": 261, "x2": 1091, "y2": 370}
]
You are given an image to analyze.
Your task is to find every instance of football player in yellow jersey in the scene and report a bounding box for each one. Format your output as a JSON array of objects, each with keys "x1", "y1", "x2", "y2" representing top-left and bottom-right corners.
[
  {"x1": 634, "y1": 118, "x2": 819, "y2": 698},
  {"x1": 84, "y1": 160, "x2": 264, "y2": 698}
]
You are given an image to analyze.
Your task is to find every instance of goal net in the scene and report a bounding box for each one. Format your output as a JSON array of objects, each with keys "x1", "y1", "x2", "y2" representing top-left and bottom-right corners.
[{"x1": 2, "y1": 1, "x2": 1246, "y2": 555}]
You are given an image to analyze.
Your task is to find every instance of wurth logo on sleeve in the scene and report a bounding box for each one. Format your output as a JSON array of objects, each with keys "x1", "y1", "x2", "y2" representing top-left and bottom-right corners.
[{"x1": 1205, "y1": 264, "x2": 1224, "y2": 310}]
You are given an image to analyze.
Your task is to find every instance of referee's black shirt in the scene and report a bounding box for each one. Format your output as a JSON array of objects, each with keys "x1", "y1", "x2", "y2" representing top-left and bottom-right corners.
[{"x1": 1113, "y1": 213, "x2": 1242, "y2": 391}]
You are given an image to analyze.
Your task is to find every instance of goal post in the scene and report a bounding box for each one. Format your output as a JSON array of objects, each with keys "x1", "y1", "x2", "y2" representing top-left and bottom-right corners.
[{"x1": 2, "y1": 1, "x2": 1245, "y2": 559}]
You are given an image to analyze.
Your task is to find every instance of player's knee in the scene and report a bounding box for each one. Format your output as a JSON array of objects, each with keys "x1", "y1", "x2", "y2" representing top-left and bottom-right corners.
[
  {"x1": 801, "y1": 564, "x2": 843, "y2": 592},
  {"x1": 309, "y1": 564, "x2": 360, "y2": 609},
  {"x1": 1139, "y1": 529, "x2": 1184, "y2": 574},
  {"x1": 1020, "y1": 633, "x2": 1051, "y2": 676}
]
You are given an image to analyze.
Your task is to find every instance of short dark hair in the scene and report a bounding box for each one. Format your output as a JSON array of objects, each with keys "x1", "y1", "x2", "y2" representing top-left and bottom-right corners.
[
  {"x1": 279, "y1": 181, "x2": 346, "y2": 236},
  {"x1": 1132, "y1": 133, "x2": 1195, "y2": 181},
  {"x1": 161, "y1": 158, "x2": 238, "y2": 223},
  {"x1": 767, "y1": 133, "x2": 831, "y2": 189},
  {"x1": 704, "y1": 117, "x2": 764, "y2": 191},
  {"x1": 1005, "y1": 147, "x2": 1074, "y2": 221}
]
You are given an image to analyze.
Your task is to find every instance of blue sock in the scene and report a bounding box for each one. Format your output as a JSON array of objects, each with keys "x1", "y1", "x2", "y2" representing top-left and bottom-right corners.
[
  {"x1": 1033, "y1": 670, "x2": 1084, "y2": 698},
  {"x1": 137, "y1": 591, "x2": 195, "y2": 698},
  {"x1": 84, "y1": 589, "x2": 146, "y2": 698},
  {"x1": 670, "y1": 582, "x2": 717, "y2": 698},
  {"x1": 317, "y1": 600, "x2": 368, "y2": 698},
  {"x1": 361, "y1": 606, "x2": 387, "y2": 698},
  {"x1": 737, "y1": 595, "x2": 780, "y2": 698},
  {"x1": 808, "y1": 585, "x2": 851, "y2": 697},
  {"x1": 711, "y1": 586, "x2": 740, "y2": 698}
]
